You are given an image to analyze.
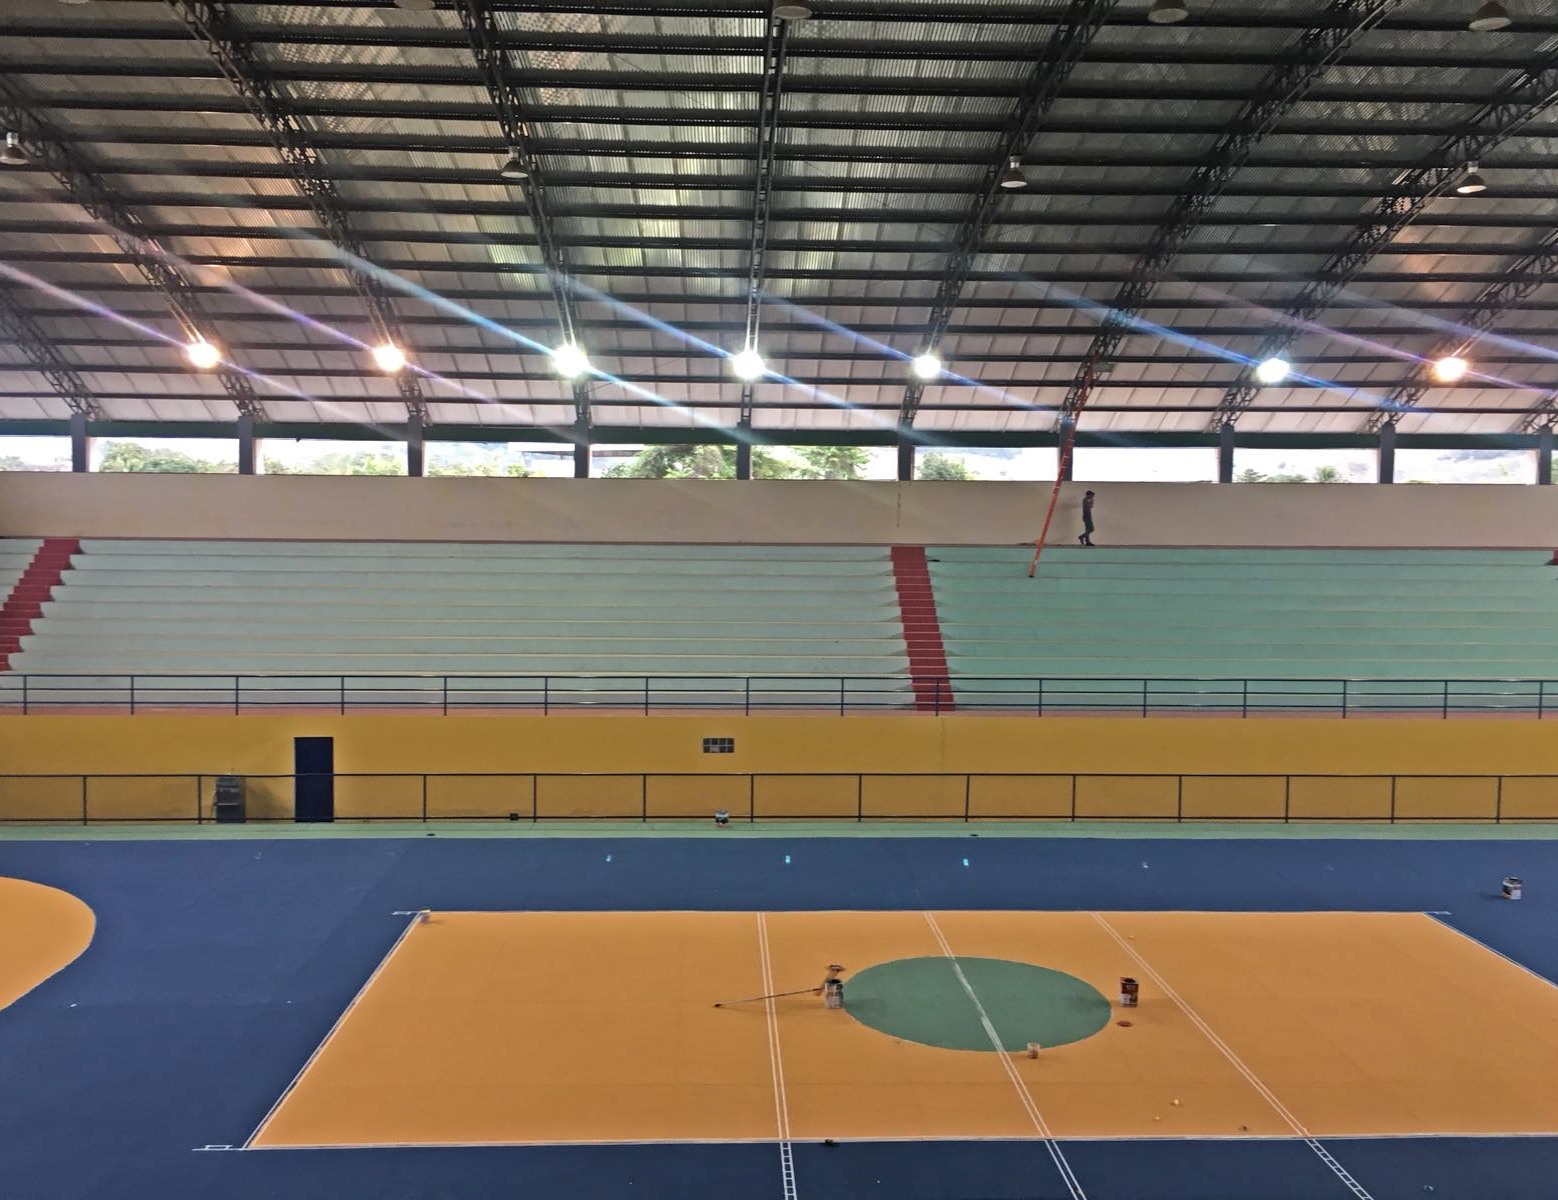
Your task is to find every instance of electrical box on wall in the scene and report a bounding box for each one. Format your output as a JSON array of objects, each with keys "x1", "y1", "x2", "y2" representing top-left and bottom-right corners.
[{"x1": 702, "y1": 737, "x2": 735, "y2": 754}]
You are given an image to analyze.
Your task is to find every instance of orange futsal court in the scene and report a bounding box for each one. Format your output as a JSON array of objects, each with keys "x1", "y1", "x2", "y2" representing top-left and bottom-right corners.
[{"x1": 249, "y1": 908, "x2": 1558, "y2": 1150}]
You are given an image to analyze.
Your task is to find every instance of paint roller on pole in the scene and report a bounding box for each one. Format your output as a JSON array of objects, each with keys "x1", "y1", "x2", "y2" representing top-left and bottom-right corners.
[{"x1": 1028, "y1": 361, "x2": 1093, "y2": 578}]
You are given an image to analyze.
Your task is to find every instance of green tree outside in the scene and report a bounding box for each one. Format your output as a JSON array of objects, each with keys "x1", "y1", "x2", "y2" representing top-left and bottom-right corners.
[{"x1": 917, "y1": 452, "x2": 976, "y2": 481}]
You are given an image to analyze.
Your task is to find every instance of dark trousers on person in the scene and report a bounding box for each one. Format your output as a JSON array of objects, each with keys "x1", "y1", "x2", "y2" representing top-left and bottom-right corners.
[{"x1": 1079, "y1": 518, "x2": 1095, "y2": 547}]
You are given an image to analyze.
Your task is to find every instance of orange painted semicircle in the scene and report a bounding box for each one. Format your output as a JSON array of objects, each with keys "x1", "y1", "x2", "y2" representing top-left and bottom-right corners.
[{"x1": 0, "y1": 876, "x2": 94, "y2": 1011}]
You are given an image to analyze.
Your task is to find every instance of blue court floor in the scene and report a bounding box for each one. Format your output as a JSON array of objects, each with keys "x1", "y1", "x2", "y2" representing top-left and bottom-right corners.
[{"x1": 1, "y1": 830, "x2": 1555, "y2": 1199}]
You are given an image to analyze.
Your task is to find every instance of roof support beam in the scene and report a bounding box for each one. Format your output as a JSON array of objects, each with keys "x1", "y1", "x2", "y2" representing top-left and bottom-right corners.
[
  {"x1": 1211, "y1": 51, "x2": 1558, "y2": 428},
  {"x1": 0, "y1": 287, "x2": 101, "y2": 418},
  {"x1": 167, "y1": 0, "x2": 425, "y2": 421},
  {"x1": 1364, "y1": 224, "x2": 1558, "y2": 433},
  {"x1": 1059, "y1": 0, "x2": 1398, "y2": 419},
  {"x1": 898, "y1": 0, "x2": 1114, "y2": 426},
  {"x1": 454, "y1": 0, "x2": 588, "y2": 428},
  {"x1": 738, "y1": 15, "x2": 792, "y2": 426},
  {"x1": 0, "y1": 75, "x2": 263, "y2": 419}
]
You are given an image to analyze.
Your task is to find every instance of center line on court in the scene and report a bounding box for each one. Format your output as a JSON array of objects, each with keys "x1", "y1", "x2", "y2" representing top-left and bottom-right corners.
[
  {"x1": 1090, "y1": 912, "x2": 1374, "y2": 1200},
  {"x1": 922, "y1": 911, "x2": 1087, "y2": 1200}
]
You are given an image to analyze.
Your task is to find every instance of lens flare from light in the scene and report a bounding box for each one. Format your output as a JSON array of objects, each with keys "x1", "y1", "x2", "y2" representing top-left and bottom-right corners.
[
  {"x1": 371, "y1": 342, "x2": 407, "y2": 373},
  {"x1": 551, "y1": 342, "x2": 590, "y2": 379},
  {"x1": 731, "y1": 347, "x2": 766, "y2": 381},
  {"x1": 1431, "y1": 355, "x2": 1469, "y2": 383},
  {"x1": 911, "y1": 352, "x2": 942, "y2": 381},
  {"x1": 184, "y1": 339, "x2": 222, "y2": 370},
  {"x1": 1255, "y1": 356, "x2": 1291, "y2": 385}
]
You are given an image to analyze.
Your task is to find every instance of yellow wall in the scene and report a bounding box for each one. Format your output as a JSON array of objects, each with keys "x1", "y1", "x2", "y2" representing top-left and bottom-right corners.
[{"x1": 1, "y1": 715, "x2": 1556, "y2": 822}]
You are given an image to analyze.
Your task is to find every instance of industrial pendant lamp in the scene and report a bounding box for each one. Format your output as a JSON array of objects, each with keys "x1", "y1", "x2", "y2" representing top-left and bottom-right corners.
[
  {"x1": 1468, "y1": 2, "x2": 1513, "y2": 31},
  {"x1": 0, "y1": 133, "x2": 26, "y2": 167}
]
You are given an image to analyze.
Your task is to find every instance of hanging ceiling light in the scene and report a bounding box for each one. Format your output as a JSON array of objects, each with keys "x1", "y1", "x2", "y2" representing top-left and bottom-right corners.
[
  {"x1": 184, "y1": 339, "x2": 222, "y2": 370},
  {"x1": 1254, "y1": 356, "x2": 1291, "y2": 385},
  {"x1": 498, "y1": 148, "x2": 529, "y2": 181},
  {"x1": 551, "y1": 342, "x2": 590, "y2": 379},
  {"x1": 773, "y1": 2, "x2": 814, "y2": 19},
  {"x1": 731, "y1": 347, "x2": 766, "y2": 381},
  {"x1": 998, "y1": 156, "x2": 1028, "y2": 190},
  {"x1": 1147, "y1": 0, "x2": 1190, "y2": 24},
  {"x1": 0, "y1": 133, "x2": 27, "y2": 168},
  {"x1": 1431, "y1": 355, "x2": 1470, "y2": 383},
  {"x1": 1456, "y1": 162, "x2": 1488, "y2": 194},
  {"x1": 1468, "y1": 1, "x2": 1513, "y2": 31},
  {"x1": 910, "y1": 352, "x2": 942, "y2": 381},
  {"x1": 371, "y1": 342, "x2": 408, "y2": 374}
]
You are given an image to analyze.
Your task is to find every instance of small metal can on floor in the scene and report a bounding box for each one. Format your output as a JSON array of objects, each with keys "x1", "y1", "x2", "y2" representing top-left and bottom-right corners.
[
  {"x1": 1119, "y1": 976, "x2": 1139, "y2": 1007},
  {"x1": 1502, "y1": 876, "x2": 1523, "y2": 900}
]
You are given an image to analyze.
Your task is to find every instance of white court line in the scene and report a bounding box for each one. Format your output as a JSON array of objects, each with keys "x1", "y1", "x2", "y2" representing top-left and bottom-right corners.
[
  {"x1": 1090, "y1": 912, "x2": 1374, "y2": 1200},
  {"x1": 756, "y1": 912, "x2": 798, "y2": 1200},
  {"x1": 241, "y1": 911, "x2": 423, "y2": 1150},
  {"x1": 1425, "y1": 912, "x2": 1558, "y2": 991},
  {"x1": 922, "y1": 911, "x2": 1088, "y2": 1200}
]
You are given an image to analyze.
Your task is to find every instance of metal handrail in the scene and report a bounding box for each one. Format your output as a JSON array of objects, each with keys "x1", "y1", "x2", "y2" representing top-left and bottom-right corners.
[{"x1": 0, "y1": 673, "x2": 1550, "y2": 717}]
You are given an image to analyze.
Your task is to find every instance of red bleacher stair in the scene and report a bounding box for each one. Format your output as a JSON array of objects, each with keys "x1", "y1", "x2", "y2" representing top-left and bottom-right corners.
[
  {"x1": 0, "y1": 539, "x2": 80, "y2": 671},
  {"x1": 889, "y1": 545, "x2": 953, "y2": 713}
]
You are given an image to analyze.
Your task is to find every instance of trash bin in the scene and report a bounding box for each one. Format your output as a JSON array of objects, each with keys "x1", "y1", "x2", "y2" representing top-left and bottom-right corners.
[{"x1": 213, "y1": 775, "x2": 246, "y2": 824}]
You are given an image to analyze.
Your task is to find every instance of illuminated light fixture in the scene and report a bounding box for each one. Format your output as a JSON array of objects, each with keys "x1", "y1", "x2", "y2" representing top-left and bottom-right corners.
[
  {"x1": 184, "y1": 339, "x2": 222, "y2": 370},
  {"x1": 911, "y1": 351, "x2": 942, "y2": 381},
  {"x1": 1468, "y1": 1, "x2": 1513, "y2": 31},
  {"x1": 371, "y1": 342, "x2": 407, "y2": 374},
  {"x1": 392, "y1": 0, "x2": 438, "y2": 11},
  {"x1": 998, "y1": 156, "x2": 1028, "y2": 190},
  {"x1": 1147, "y1": 0, "x2": 1190, "y2": 24},
  {"x1": 1456, "y1": 162, "x2": 1488, "y2": 194},
  {"x1": 498, "y1": 148, "x2": 529, "y2": 181},
  {"x1": 1432, "y1": 355, "x2": 1469, "y2": 383},
  {"x1": 0, "y1": 132, "x2": 26, "y2": 167},
  {"x1": 551, "y1": 341, "x2": 590, "y2": 379},
  {"x1": 731, "y1": 347, "x2": 766, "y2": 381},
  {"x1": 773, "y1": 2, "x2": 814, "y2": 18},
  {"x1": 1254, "y1": 356, "x2": 1291, "y2": 385},
  {"x1": 55, "y1": 0, "x2": 93, "y2": 5}
]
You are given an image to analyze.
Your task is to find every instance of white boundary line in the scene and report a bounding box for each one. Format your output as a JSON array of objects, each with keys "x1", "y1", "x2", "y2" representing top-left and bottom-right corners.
[
  {"x1": 1424, "y1": 911, "x2": 1558, "y2": 992},
  {"x1": 241, "y1": 911, "x2": 423, "y2": 1150},
  {"x1": 238, "y1": 1128, "x2": 1558, "y2": 1152},
  {"x1": 1090, "y1": 912, "x2": 1374, "y2": 1200},
  {"x1": 922, "y1": 911, "x2": 1087, "y2": 1200},
  {"x1": 756, "y1": 912, "x2": 798, "y2": 1200}
]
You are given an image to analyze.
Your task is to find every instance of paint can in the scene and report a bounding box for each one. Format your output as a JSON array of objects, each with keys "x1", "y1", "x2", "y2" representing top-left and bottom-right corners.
[
  {"x1": 1119, "y1": 977, "x2": 1139, "y2": 1007},
  {"x1": 1026, "y1": 1043, "x2": 1041, "y2": 1059},
  {"x1": 824, "y1": 979, "x2": 844, "y2": 1010},
  {"x1": 714, "y1": 809, "x2": 730, "y2": 827},
  {"x1": 1502, "y1": 876, "x2": 1523, "y2": 901}
]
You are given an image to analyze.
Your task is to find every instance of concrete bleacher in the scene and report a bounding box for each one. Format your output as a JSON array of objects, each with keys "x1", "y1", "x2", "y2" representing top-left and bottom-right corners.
[
  {"x1": 0, "y1": 540, "x2": 912, "y2": 709},
  {"x1": 929, "y1": 547, "x2": 1558, "y2": 713},
  {"x1": 0, "y1": 539, "x2": 41, "y2": 602}
]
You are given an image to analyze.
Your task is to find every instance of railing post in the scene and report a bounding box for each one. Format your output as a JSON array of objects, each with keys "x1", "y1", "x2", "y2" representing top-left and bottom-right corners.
[
  {"x1": 839, "y1": 678, "x2": 846, "y2": 716},
  {"x1": 749, "y1": 774, "x2": 756, "y2": 823},
  {"x1": 129, "y1": 675, "x2": 136, "y2": 716},
  {"x1": 643, "y1": 676, "x2": 650, "y2": 716},
  {"x1": 1241, "y1": 678, "x2": 1249, "y2": 718},
  {"x1": 543, "y1": 676, "x2": 550, "y2": 716},
  {"x1": 20, "y1": 674, "x2": 26, "y2": 715},
  {"x1": 963, "y1": 774, "x2": 971, "y2": 822},
  {"x1": 1037, "y1": 676, "x2": 1044, "y2": 716},
  {"x1": 1176, "y1": 774, "x2": 1183, "y2": 822},
  {"x1": 233, "y1": 675, "x2": 240, "y2": 716},
  {"x1": 81, "y1": 775, "x2": 88, "y2": 825},
  {"x1": 1340, "y1": 678, "x2": 1349, "y2": 719},
  {"x1": 642, "y1": 774, "x2": 648, "y2": 822},
  {"x1": 856, "y1": 774, "x2": 863, "y2": 822},
  {"x1": 1141, "y1": 678, "x2": 1149, "y2": 718},
  {"x1": 1442, "y1": 678, "x2": 1450, "y2": 719},
  {"x1": 339, "y1": 675, "x2": 346, "y2": 716},
  {"x1": 1284, "y1": 775, "x2": 1291, "y2": 823},
  {"x1": 744, "y1": 676, "x2": 751, "y2": 716},
  {"x1": 1540, "y1": 680, "x2": 1547, "y2": 719},
  {"x1": 421, "y1": 775, "x2": 428, "y2": 823},
  {"x1": 934, "y1": 677, "x2": 942, "y2": 715},
  {"x1": 1070, "y1": 773, "x2": 1077, "y2": 822},
  {"x1": 1496, "y1": 774, "x2": 1504, "y2": 823},
  {"x1": 442, "y1": 676, "x2": 449, "y2": 717},
  {"x1": 194, "y1": 775, "x2": 202, "y2": 823},
  {"x1": 1389, "y1": 775, "x2": 1397, "y2": 824}
]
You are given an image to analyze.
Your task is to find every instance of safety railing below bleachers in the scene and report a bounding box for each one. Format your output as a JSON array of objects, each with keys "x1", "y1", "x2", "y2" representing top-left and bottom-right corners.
[
  {"x1": 0, "y1": 674, "x2": 1554, "y2": 716},
  {"x1": 1, "y1": 771, "x2": 1555, "y2": 825}
]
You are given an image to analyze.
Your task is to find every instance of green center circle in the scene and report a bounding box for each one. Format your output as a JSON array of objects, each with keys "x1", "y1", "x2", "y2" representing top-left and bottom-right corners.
[{"x1": 843, "y1": 956, "x2": 1112, "y2": 1052}]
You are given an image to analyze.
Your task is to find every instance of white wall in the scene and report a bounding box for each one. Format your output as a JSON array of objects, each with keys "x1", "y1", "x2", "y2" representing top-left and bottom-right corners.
[{"x1": 1, "y1": 473, "x2": 1556, "y2": 547}]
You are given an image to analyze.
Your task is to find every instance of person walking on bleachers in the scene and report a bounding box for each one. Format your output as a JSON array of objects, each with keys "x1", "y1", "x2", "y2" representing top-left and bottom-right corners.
[{"x1": 1079, "y1": 490, "x2": 1097, "y2": 547}]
